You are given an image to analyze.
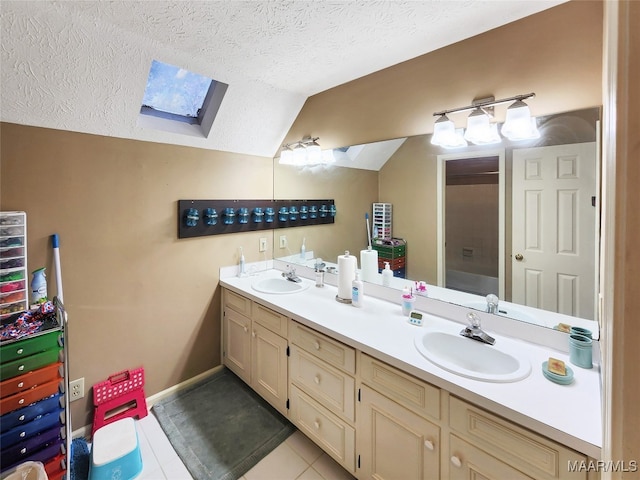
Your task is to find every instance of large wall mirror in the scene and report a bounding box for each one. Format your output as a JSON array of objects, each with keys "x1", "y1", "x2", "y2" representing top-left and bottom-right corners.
[{"x1": 273, "y1": 107, "x2": 601, "y2": 336}]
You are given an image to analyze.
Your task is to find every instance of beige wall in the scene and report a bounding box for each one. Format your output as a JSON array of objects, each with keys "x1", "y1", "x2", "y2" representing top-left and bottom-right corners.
[
  {"x1": 0, "y1": 124, "x2": 274, "y2": 427},
  {"x1": 284, "y1": 1, "x2": 603, "y2": 151}
]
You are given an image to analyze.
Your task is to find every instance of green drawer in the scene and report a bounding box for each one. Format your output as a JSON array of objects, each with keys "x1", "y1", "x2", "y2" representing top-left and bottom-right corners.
[
  {"x1": 373, "y1": 244, "x2": 406, "y2": 259},
  {"x1": 1, "y1": 347, "x2": 62, "y2": 381},
  {"x1": 0, "y1": 330, "x2": 62, "y2": 364}
]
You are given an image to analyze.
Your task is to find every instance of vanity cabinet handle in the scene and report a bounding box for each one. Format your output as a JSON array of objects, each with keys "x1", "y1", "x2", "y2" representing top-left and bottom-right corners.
[
  {"x1": 450, "y1": 456, "x2": 462, "y2": 468},
  {"x1": 314, "y1": 420, "x2": 321, "y2": 430},
  {"x1": 243, "y1": 325, "x2": 248, "y2": 333},
  {"x1": 252, "y1": 331, "x2": 256, "y2": 338},
  {"x1": 314, "y1": 375, "x2": 320, "y2": 385},
  {"x1": 313, "y1": 341, "x2": 321, "y2": 350},
  {"x1": 424, "y1": 440, "x2": 434, "y2": 451}
]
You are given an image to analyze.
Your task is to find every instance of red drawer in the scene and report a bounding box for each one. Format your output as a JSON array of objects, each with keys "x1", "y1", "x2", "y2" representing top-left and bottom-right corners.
[
  {"x1": 377, "y1": 257, "x2": 406, "y2": 270},
  {"x1": 0, "y1": 378, "x2": 62, "y2": 415},
  {"x1": 0, "y1": 363, "x2": 63, "y2": 399}
]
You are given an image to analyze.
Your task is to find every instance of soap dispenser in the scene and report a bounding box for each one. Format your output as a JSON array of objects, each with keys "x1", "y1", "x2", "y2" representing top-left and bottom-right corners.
[
  {"x1": 300, "y1": 238, "x2": 306, "y2": 260},
  {"x1": 352, "y1": 271, "x2": 363, "y2": 307},
  {"x1": 382, "y1": 262, "x2": 393, "y2": 286}
]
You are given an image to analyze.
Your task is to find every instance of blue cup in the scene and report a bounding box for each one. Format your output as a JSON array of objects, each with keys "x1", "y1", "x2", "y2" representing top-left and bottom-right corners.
[
  {"x1": 569, "y1": 334, "x2": 592, "y2": 369},
  {"x1": 570, "y1": 326, "x2": 592, "y2": 339}
]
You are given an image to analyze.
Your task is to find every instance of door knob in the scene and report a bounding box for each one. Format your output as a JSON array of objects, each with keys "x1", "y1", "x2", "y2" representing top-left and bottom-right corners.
[{"x1": 515, "y1": 253, "x2": 524, "y2": 261}]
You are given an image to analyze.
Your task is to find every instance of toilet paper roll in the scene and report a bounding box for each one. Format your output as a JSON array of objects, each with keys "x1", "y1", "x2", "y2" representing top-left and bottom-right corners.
[
  {"x1": 337, "y1": 252, "x2": 357, "y2": 301},
  {"x1": 360, "y1": 249, "x2": 379, "y2": 283}
]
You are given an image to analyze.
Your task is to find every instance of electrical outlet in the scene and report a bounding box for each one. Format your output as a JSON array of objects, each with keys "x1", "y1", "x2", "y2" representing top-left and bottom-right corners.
[
  {"x1": 279, "y1": 235, "x2": 287, "y2": 249},
  {"x1": 70, "y1": 378, "x2": 84, "y2": 402},
  {"x1": 259, "y1": 237, "x2": 267, "y2": 252}
]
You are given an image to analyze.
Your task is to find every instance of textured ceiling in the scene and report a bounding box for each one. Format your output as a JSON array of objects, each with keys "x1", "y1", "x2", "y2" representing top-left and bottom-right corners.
[{"x1": 0, "y1": 1, "x2": 565, "y2": 157}]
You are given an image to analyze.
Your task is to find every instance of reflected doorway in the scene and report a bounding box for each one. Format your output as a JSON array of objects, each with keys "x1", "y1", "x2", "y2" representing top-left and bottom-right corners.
[{"x1": 437, "y1": 149, "x2": 506, "y2": 299}]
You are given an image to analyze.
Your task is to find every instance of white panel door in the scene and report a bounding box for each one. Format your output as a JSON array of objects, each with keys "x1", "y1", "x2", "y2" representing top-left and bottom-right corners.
[{"x1": 512, "y1": 143, "x2": 597, "y2": 320}]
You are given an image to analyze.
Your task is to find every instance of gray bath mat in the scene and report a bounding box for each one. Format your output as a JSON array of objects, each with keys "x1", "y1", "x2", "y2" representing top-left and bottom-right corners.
[{"x1": 152, "y1": 368, "x2": 295, "y2": 480}]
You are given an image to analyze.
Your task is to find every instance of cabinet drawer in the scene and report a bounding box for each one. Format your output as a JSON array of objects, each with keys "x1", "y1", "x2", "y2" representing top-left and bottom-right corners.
[
  {"x1": 253, "y1": 302, "x2": 288, "y2": 337},
  {"x1": 289, "y1": 384, "x2": 355, "y2": 473},
  {"x1": 1, "y1": 425, "x2": 62, "y2": 468},
  {"x1": 449, "y1": 396, "x2": 588, "y2": 480},
  {"x1": 0, "y1": 378, "x2": 62, "y2": 415},
  {"x1": 290, "y1": 345, "x2": 355, "y2": 422},
  {"x1": 0, "y1": 348, "x2": 62, "y2": 381},
  {"x1": 360, "y1": 353, "x2": 440, "y2": 421},
  {"x1": 0, "y1": 330, "x2": 62, "y2": 364},
  {"x1": 290, "y1": 321, "x2": 355, "y2": 374},
  {"x1": 224, "y1": 289, "x2": 252, "y2": 317},
  {"x1": 449, "y1": 435, "x2": 533, "y2": 480},
  {"x1": 0, "y1": 363, "x2": 63, "y2": 399}
]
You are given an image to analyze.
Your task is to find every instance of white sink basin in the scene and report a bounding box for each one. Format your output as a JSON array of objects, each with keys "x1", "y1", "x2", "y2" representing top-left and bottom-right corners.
[
  {"x1": 464, "y1": 301, "x2": 540, "y2": 326},
  {"x1": 414, "y1": 330, "x2": 531, "y2": 382},
  {"x1": 252, "y1": 277, "x2": 310, "y2": 294}
]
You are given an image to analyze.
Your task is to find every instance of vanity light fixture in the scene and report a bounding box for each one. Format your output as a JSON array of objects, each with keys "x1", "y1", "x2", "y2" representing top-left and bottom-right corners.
[
  {"x1": 278, "y1": 136, "x2": 330, "y2": 165},
  {"x1": 432, "y1": 93, "x2": 537, "y2": 147}
]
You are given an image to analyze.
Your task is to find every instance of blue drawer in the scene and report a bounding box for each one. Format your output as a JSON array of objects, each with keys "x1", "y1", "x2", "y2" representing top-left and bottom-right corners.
[
  {"x1": 1, "y1": 438, "x2": 63, "y2": 475},
  {"x1": 0, "y1": 393, "x2": 63, "y2": 433},
  {"x1": 0, "y1": 408, "x2": 63, "y2": 449},
  {"x1": 1, "y1": 425, "x2": 62, "y2": 467}
]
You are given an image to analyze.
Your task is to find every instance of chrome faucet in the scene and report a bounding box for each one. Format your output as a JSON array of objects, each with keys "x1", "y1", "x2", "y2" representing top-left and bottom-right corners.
[
  {"x1": 282, "y1": 265, "x2": 302, "y2": 283},
  {"x1": 486, "y1": 294, "x2": 499, "y2": 314},
  {"x1": 460, "y1": 312, "x2": 496, "y2": 345}
]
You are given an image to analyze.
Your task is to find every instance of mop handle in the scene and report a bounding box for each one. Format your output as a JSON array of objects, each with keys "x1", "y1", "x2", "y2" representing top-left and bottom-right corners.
[{"x1": 51, "y1": 234, "x2": 64, "y2": 303}]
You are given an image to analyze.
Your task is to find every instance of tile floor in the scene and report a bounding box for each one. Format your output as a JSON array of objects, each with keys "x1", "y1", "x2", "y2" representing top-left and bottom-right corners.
[{"x1": 135, "y1": 413, "x2": 356, "y2": 480}]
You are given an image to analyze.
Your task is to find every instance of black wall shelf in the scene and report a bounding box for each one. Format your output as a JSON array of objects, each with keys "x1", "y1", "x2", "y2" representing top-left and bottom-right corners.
[{"x1": 178, "y1": 199, "x2": 336, "y2": 239}]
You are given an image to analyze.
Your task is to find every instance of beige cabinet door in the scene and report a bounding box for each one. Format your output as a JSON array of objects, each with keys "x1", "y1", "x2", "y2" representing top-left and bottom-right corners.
[
  {"x1": 357, "y1": 385, "x2": 440, "y2": 480},
  {"x1": 251, "y1": 322, "x2": 288, "y2": 415},
  {"x1": 449, "y1": 435, "x2": 533, "y2": 480},
  {"x1": 223, "y1": 308, "x2": 251, "y2": 384}
]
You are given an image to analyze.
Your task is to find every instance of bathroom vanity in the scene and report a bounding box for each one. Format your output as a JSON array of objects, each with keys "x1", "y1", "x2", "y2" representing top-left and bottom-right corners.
[{"x1": 220, "y1": 266, "x2": 601, "y2": 480}]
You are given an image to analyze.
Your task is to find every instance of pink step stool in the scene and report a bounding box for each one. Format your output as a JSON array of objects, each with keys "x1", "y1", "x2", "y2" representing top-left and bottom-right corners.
[{"x1": 92, "y1": 367, "x2": 148, "y2": 437}]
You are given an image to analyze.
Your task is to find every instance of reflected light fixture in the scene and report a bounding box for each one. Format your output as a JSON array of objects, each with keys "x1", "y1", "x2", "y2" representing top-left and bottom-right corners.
[
  {"x1": 432, "y1": 93, "x2": 537, "y2": 147},
  {"x1": 278, "y1": 136, "x2": 329, "y2": 165}
]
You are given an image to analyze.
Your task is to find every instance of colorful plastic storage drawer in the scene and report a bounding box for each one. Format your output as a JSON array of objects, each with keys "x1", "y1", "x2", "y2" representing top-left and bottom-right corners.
[
  {"x1": 1, "y1": 424, "x2": 62, "y2": 467},
  {"x1": 372, "y1": 244, "x2": 406, "y2": 259},
  {"x1": 0, "y1": 347, "x2": 62, "y2": 381},
  {"x1": 0, "y1": 330, "x2": 62, "y2": 363},
  {"x1": 1, "y1": 438, "x2": 63, "y2": 475},
  {"x1": 1, "y1": 393, "x2": 63, "y2": 433},
  {"x1": 0, "y1": 362, "x2": 63, "y2": 399},
  {"x1": 0, "y1": 408, "x2": 63, "y2": 448},
  {"x1": 1, "y1": 378, "x2": 62, "y2": 415}
]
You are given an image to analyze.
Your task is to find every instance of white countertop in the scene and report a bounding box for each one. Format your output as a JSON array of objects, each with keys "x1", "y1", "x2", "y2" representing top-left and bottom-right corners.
[{"x1": 220, "y1": 267, "x2": 602, "y2": 459}]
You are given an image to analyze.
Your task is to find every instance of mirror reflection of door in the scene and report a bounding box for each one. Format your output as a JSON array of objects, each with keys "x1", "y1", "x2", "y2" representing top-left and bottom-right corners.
[
  {"x1": 512, "y1": 142, "x2": 598, "y2": 320},
  {"x1": 444, "y1": 156, "x2": 502, "y2": 298}
]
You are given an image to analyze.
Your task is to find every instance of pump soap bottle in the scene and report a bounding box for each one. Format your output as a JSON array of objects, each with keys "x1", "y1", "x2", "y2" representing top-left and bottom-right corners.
[
  {"x1": 382, "y1": 262, "x2": 393, "y2": 287},
  {"x1": 352, "y1": 271, "x2": 363, "y2": 307}
]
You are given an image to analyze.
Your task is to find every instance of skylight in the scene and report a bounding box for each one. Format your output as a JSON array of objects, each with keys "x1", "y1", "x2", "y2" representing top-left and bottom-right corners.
[{"x1": 138, "y1": 60, "x2": 228, "y2": 137}]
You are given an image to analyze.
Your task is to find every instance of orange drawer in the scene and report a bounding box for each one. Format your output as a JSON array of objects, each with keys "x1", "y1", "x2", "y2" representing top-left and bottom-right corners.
[
  {"x1": 378, "y1": 257, "x2": 406, "y2": 270},
  {"x1": 0, "y1": 362, "x2": 63, "y2": 399},
  {"x1": 0, "y1": 378, "x2": 62, "y2": 415}
]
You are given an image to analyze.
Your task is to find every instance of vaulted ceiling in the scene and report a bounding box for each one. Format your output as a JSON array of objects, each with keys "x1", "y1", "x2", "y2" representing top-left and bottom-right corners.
[{"x1": 0, "y1": 1, "x2": 565, "y2": 157}]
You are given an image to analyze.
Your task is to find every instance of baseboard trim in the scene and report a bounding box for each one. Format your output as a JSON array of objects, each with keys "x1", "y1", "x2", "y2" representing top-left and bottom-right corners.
[{"x1": 72, "y1": 365, "x2": 223, "y2": 439}]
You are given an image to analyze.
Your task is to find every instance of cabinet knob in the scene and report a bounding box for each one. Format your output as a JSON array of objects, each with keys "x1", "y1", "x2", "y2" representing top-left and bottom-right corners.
[
  {"x1": 16, "y1": 348, "x2": 24, "y2": 355},
  {"x1": 424, "y1": 440, "x2": 434, "y2": 451},
  {"x1": 243, "y1": 326, "x2": 248, "y2": 333},
  {"x1": 450, "y1": 456, "x2": 462, "y2": 468},
  {"x1": 252, "y1": 331, "x2": 256, "y2": 338},
  {"x1": 314, "y1": 375, "x2": 320, "y2": 385},
  {"x1": 18, "y1": 398, "x2": 25, "y2": 404},
  {"x1": 313, "y1": 341, "x2": 321, "y2": 350},
  {"x1": 18, "y1": 382, "x2": 24, "y2": 388},
  {"x1": 18, "y1": 365, "x2": 24, "y2": 371},
  {"x1": 314, "y1": 420, "x2": 321, "y2": 430}
]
